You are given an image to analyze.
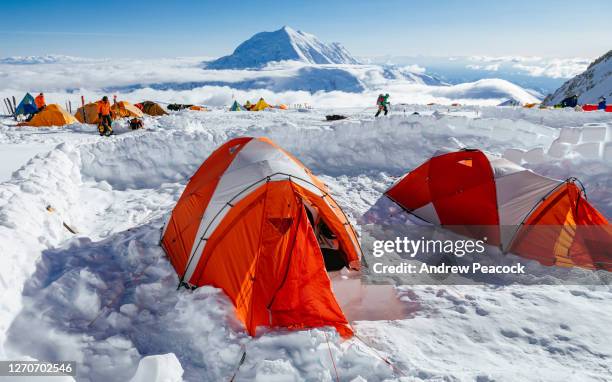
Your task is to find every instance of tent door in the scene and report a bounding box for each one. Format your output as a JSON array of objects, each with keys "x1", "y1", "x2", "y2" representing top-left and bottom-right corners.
[{"x1": 302, "y1": 202, "x2": 347, "y2": 271}]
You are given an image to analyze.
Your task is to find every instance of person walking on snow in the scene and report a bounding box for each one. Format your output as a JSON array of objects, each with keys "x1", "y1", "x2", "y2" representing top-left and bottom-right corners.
[
  {"x1": 97, "y1": 96, "x2": 113, "y2": 136},
  {"x1": 375, "y1": 93, "x2": 390, "y2": 117},
  {"x1": 34, "y1": 92, "x2": 46, "y2": 111},
  {"x1": 598, "y1": 96, "x2": 607, "y2": 110}
]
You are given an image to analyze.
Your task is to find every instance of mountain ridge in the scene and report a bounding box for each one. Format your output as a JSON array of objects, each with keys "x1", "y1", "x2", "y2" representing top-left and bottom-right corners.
[{"x1": 543, "y1": 50, "x2": 612, "y2": 105}]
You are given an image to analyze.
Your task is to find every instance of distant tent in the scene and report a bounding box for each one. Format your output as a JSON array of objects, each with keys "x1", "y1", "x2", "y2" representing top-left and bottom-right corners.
[
  {"x1": 229, "y1": 100, "x2": 246, "y2": 111},
  {"x1": 278, "y1": 104, "x2": 288, "y2": 110},
  {"x1": 167, "y1": 104, "x2": 193, "y2": 111},
  {"x1": 523, "y1": 103, "x2": 539, "y2": 109},
  {"x1": 20, "y1": 104, "x2": 77, "y2": 127},
  {"x1": 498, "y1": 98, "x2": 521, "y2": 107},
  {"x1": 137, "y1": 101, "x2": 167, "y2": 116},
  {"x1": 15, "y1": 93, "x2": 38, "y2": 116},
  {"x1": 111, "y1": 101, "x2": 144, "y2": 118},
  {"x1": 189, "y1": 105, "x2": 208, "y2": 111},
  {"x1": 558, "y1": 95, "x2": 578, "y2": 108},
  {"x1": 74, "y1": 102, "x2": 101, "y2": 124},
  {"x1": 251, "y1": 98, "x2": 271, "y2": 111}
]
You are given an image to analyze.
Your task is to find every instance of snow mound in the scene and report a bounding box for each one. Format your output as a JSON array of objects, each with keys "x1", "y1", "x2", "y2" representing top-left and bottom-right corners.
[
  {"x1": 544, "y1": 50, "x2": 612, "y2": 105},
  {"x1": 129, "y1": 353, "x2": 184, "y2": 382},
  {"x1": 207, "y1": 26, "x2": 359, "y2": 69}
]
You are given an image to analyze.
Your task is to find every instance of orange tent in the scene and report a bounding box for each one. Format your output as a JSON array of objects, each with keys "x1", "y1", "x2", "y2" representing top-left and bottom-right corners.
[
  {"x1": 161, "y1": 137, "x2": 361, "y2": 337},
  {"x1": 20, "y1": 104, "x2": 78, "y2": 127},
  {"x1": 386, "y1": 149, "x2": 611, "y2": 271},
  {"x1": 111, "y1": 101, "x2": 143, "y2": 118},
  {"x1": 74, "y1": 102, "x2": 101, "y2": 124}
]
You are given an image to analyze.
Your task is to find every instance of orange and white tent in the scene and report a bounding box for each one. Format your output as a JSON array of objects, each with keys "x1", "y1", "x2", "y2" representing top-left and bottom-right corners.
[
  {"x1": 161, "y1": 137, "x2": 361, "y2": 337},
  {"x1": 111, "y1": 101, "x2": 143, "y2": 118},
  {"x1": 385, "y1": 149, "x2": 611, "y2": 271}
]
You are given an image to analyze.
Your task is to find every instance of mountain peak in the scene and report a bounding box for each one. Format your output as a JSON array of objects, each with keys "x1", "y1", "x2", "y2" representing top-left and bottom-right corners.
[{"x1": 207, "y1": 26, "x2": 359, "y2": 69}]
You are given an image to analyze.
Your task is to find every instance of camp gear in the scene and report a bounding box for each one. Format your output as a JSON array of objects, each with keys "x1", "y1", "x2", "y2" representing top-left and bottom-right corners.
[
  {"x1": 167, "y1": 103, "x2": 194, "y2": 111},
  {"x1": 385, "y1": 149, "x2": 611, "y2": 271},
  {"x1": 558, "y1": 95, "x2": 578, "y2": 108},
  {"x1": 98, "y1": 115, "x2": 113, "y2": 136},
  {"x1": 160, "y1": 137, "x2": 361, "y2": 337},
  {"x1": 129, "y1": 118, "x2": 143, "y2": 130},
  {"x1": 325, "y1": 115, "x2": 347, "y2": 121}
]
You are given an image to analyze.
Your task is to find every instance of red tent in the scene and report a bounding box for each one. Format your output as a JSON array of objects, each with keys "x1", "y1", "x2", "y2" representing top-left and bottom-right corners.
[
  {"x1": 385, "y1": 149, "x2": 612, "y2": 270},
  {"x1": 161, "y1": 137, "x2": 361, "y2": 337}
]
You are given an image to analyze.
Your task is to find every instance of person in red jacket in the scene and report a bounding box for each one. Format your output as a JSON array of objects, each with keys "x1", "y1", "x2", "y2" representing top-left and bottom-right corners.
[
  {"x1": 34, "y1": 92, "x2": 46, "y2": 111},
  {"x1": 97, "y1": 96, "x2": 113, "y2": 136}
]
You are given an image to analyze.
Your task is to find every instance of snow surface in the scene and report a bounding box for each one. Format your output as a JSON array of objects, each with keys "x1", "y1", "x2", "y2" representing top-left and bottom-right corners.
[
  {"x1": 544, "y1": 50, "x2": 612, "y2": 105},
  {"x1": 0, "y1": 105, "x2": 611, "y2": 381},
  {"x1": 206, "y1": 26, "x2": 359, "y2": 69}
]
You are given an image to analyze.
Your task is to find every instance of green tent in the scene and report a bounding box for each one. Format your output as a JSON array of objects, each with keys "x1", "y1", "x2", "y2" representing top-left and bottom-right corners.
[{"x1": 229, "y1": 100, "x2": 246, "y2": 111}]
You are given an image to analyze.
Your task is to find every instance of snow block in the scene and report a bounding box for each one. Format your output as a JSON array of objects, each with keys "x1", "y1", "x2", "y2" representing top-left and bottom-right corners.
[
  {"x1": 557, "y1": 127, "x2": 581, "y2": 144},
  {"x1": 547, "y1": 139, "x2": 571, "y2": 158},
  {"x1": 574, "y1": 142, "x2": 601, "y2": 159},
  {"x1": 523, "y1": 147, "x2": 546, "y2": 164},
  {"x1": 581, "y1": 126, "x2": 606, "y2": 142},
  {"x1": 603, "y1": 142, "x2": 612, "y2": 162},
  {"x1": 502, "y1": 148, "x2": 524, "y2": 164},
  {"x1": 129, "y1": 354, "x2": 184, "y2": 382}
]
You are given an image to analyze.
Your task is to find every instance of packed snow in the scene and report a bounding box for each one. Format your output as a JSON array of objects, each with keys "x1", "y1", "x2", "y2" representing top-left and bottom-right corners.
[{"x1": 0, "y1": 104, "x2": 611, "y2": 381}]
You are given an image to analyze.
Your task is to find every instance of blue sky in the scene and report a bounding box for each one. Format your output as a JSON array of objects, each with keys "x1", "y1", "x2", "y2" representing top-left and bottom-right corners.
[{"x1": 1, "y1": 0, "x2": 610, "y2": 59}]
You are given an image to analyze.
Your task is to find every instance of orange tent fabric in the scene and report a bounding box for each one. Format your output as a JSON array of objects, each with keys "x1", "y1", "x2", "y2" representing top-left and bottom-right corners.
[
  {"x1": 111, "y1": 101, "x2": 143, "y2": 118},
  {"x1": 74, "y1": 102, "x2": 101, "y2": 124},
  {"x1": 20, "y1": 104, "x2": 78, "y2": 127},
  {"x1": 386, "y1": 149, "x2": 611, "y2": 271},
  {"x1": 161, "y1": 137, "x2": 361, "y2": 337}
]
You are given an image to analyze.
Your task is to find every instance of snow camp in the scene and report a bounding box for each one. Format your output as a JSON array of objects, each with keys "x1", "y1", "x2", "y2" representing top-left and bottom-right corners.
[{"x1": 1, "y1": 2, "x2": 611, "y2": 381}]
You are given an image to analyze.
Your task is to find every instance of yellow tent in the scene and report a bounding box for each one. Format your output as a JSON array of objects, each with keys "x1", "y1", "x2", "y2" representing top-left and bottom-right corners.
[
  {"x1": 20, "y1": 104, "x2": 77, "y2": 127},
  {"x1": 251, "y1": 98, "x2": 271, "y2": 111},
  {"x1": 111, "y1": 101, "x2": 143, "y2": 118},
  {"x1": 74, "y1": 102, "x2": 101, "y2": 124}
]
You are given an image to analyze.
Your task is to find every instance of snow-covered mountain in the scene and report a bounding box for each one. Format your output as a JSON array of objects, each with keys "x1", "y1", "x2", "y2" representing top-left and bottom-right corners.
[
  {"x1": 207, "y1": 26, "x2": 359, "y2": 69},
  {"x1": 543, "y1": 50, "x2": 612, "y2": 105}
]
